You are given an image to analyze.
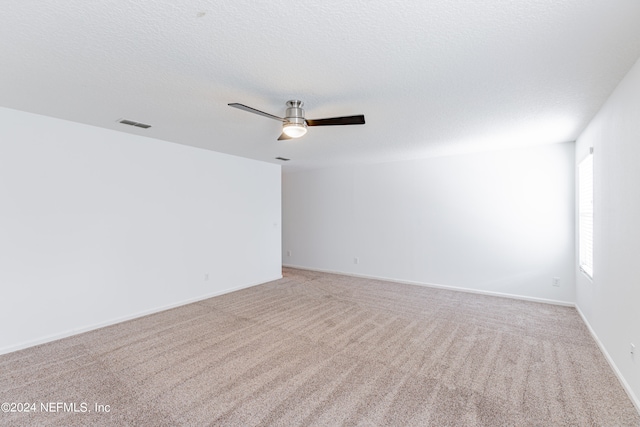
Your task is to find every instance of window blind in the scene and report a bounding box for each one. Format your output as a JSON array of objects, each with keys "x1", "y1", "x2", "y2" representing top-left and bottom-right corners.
[{"x1": 578, "y1": 153, "x2": 593, "y2": 278}]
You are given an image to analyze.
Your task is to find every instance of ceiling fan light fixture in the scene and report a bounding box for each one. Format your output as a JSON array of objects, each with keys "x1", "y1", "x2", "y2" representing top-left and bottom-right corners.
[
  {"x1": 228, "y1": 100, "x2": 365, "y2": 141},
  {"x1": 282, "y1": 122, "x2": 307, "y2": 138}
]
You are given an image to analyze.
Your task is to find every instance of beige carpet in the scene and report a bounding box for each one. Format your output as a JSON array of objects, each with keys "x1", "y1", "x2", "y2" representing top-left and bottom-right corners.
[{"x1": 1, "y1": 268, "x2": 638, "y2": 426}]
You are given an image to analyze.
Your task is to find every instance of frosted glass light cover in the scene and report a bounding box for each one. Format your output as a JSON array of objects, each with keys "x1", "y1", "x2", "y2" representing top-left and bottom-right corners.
[{"x1": 283, "y1": 123, "x2": 307, "y2": 138}]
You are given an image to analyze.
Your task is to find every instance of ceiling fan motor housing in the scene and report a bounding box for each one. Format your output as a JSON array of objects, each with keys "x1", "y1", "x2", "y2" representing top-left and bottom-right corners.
[{"x1": 285, "y1": 100, "x2": 305, "y2": 125}]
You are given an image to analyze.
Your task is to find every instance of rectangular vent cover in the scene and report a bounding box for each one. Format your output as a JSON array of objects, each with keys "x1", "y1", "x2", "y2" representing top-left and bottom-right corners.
[{"x1": 118, "y1": 119, "x2": 151, "y2": 129}]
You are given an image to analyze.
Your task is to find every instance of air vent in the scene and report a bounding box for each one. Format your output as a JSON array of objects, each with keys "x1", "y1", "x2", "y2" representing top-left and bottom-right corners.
[
  {"x1": 118, "y1": 119, "x2": 152, "y2": 129},
  {"x1": 275, "y1": 157, "x2": 290, "y2": 161}
]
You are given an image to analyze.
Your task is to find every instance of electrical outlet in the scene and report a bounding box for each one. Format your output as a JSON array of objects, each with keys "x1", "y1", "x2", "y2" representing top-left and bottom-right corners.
[
  {"x1": 204, "y1": 273, "x2": 209, "y2": 281},
  {"x1": 287, "y1": 250, "x2": 292, "y2": 257},
  {"x1": 552, "y1": 277, "x2": 560, "y2": 287},
  {"x1": 631, "y1": 343, "x2": 636, "y2": 356},
  {"x1": 354, "y1": 257, "x2": 359, "y2": 264}
]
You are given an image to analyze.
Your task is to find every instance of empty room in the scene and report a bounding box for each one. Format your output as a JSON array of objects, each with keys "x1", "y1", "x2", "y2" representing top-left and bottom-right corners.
[{"x1": 1, "y1": 1, "x2": 640, "y2": 426}]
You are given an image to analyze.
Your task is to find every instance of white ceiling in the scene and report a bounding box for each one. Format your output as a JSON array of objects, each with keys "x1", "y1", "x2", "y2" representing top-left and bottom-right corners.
[{"x1": 2, "y1": 1, "x2": 640, "y2": 171}]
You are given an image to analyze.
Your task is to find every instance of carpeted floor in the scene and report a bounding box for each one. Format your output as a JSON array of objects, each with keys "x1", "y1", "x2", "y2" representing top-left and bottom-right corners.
[{"x1": 1, "y1": 268, "x2": 639, "y2": 426}]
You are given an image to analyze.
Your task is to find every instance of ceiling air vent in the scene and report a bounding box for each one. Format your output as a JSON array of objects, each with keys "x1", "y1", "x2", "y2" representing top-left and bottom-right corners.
[
  {"x1": 118, "y1": 119, "x2": 152, "y2": 129},
  {"x1": 275, "y1": 157, "x2": 290, "y2": 161}
]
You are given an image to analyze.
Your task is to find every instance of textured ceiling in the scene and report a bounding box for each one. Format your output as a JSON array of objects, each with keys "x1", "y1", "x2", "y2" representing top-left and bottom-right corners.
[{"x1": 2, "y1": 0, "x2": 640, "y2": 171}]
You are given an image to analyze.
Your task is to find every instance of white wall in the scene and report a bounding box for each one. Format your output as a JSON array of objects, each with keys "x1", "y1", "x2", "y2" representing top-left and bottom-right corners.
[
  {"x1": 575, "y1": 57, "x2": 640, "y2": 409},
  {"x1": 283, "y1": 142, "x2": 575, "y2": 304},
  {"x1": 0, "y1": 107, "x2": 281, "y2": 354}
]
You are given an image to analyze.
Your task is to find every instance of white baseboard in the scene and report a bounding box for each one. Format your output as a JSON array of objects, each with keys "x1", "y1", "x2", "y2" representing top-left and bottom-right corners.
[
  {"x1": 283, "y1": 264, "x2": 575, "y2": 307},
  {"x1": 0, "y1": 274, "x2": 282, "y2": 356},
  {"x1": 575, "y1": 305, "x2": 640, "y2": 415}
]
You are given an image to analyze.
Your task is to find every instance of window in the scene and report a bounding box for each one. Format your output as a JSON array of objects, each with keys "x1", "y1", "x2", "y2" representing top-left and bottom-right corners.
[{"x1": 578, "y1": 151, "x2": 593, "y2": 278}]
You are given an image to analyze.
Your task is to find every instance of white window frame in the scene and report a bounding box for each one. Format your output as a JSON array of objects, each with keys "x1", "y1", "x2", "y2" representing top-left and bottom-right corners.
[{"x1": 578, "y1": 151, "x2": 593, "y2": 279}]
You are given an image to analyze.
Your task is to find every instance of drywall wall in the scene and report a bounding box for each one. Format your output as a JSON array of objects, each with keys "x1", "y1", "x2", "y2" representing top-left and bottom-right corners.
[
  {"x1": 0, "y1": 107, "x2": 281, "y2": 354},
  {"x1": 575, "y1": 57, "x2": 640, "y2": 410},
  {"x1": 283, "y1": 142, "x2": 575, "y2": 304}
]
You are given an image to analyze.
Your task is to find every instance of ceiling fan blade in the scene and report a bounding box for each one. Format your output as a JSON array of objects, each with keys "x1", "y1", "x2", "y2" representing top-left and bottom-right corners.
[
  {"x1": 306, "y1": 115, "x2": 365, "y2": 126},
  {"x1": 277, "y1": 133, "x2": 292, "y2": 141},
  {"x1": 228, "y1": 103, "x2": 285, "y2": 122}
]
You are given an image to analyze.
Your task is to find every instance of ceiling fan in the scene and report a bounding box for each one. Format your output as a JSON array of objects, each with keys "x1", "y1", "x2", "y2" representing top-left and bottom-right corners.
[{"x1": 228, "y1": 100, "x2": 365, "y2": 140}]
